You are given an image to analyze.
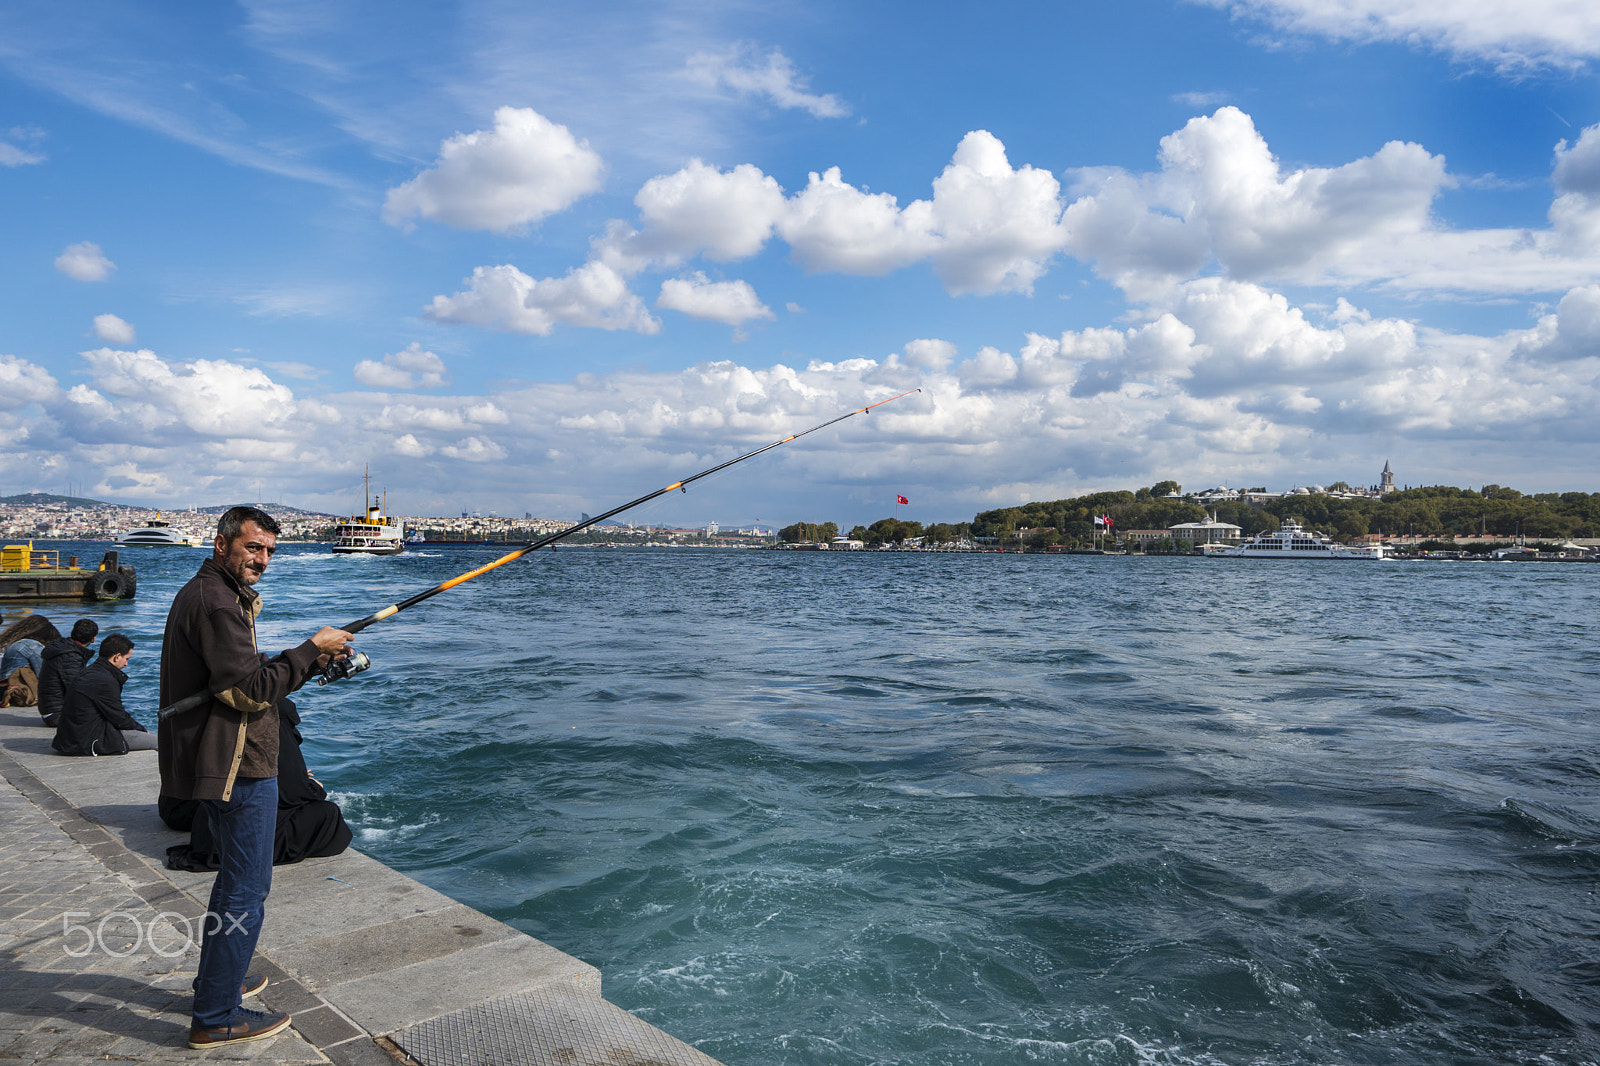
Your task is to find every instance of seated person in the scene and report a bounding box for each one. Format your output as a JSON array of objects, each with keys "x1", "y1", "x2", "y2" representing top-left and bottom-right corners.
[
  {"x1": 1, "y1": 615, "x2": 61, "y2": 708},
  {"x1": 163, "y1": 696, "x2": 352, "y2": 869},
  {"x1": 38, "y1": 619, "x2": 99, "y2": 727},
  {"x1": 51, "y1": 633, "x2": 157, "y2": 756}
]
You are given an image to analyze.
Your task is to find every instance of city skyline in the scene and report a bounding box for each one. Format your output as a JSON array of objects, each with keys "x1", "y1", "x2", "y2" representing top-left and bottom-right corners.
[{"x1": 4, "y1": 2, "x2": 1600, "y2": 529}]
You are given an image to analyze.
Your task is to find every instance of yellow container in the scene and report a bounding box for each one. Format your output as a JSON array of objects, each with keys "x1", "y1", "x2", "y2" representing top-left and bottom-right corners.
[{"x1": 1, "y1": 542, "x2": 32, "y2": 572}]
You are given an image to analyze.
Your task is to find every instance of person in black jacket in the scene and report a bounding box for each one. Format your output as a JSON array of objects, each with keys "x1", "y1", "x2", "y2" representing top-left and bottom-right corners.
[
  {"x1": 52, "y1": 634, "x2": 157, "y2": 756},
  {"x1": 38, "y1": 619, "x2": 99, "y2": 727},
  {"x1": 163, "y1": 696, "x2": 352, "y2": 868}
]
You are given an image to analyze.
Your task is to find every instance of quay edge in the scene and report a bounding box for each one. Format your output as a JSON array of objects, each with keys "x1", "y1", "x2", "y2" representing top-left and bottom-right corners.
[{"x1": 0, "y1": 707, "x2": 726, "y2": 1066}]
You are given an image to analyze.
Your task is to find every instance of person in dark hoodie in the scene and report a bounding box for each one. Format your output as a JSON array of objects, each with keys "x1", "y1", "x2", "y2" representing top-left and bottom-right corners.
[
  {"x1": 162, "y1": 696, "x2": 352, "y2": 869},
  {"x1": 38, "y1": 619, "x2": 99, "y2": 727},
  {"x1": 52, "y1": 633, "x2": 156, "y2": 755}
]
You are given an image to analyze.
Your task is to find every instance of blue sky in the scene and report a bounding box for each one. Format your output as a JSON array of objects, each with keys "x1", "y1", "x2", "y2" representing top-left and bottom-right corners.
[{"x1": 4, "y1": 1, "x2": 1600, "y2": 529}]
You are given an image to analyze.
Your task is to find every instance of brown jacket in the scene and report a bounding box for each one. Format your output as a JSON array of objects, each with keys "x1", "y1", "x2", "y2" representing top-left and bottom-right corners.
[{"x1": 157, "y1": 557, "x2": 320, "y2": 801}]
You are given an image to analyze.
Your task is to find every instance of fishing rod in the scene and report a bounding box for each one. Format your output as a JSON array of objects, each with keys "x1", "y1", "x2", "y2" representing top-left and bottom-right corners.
[{"x1": 158, "y1": 388, "x2": 921, "y2": 721}]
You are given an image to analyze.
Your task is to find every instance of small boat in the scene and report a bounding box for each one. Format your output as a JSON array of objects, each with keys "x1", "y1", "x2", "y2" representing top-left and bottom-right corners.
[
  {"x1": 1216, "y1": 520, "x2": 1388, "y2": 560},
  {"x1": 114, "y1": 517, "x2": 203, "y2": 547},
  {"x1": 331, "y1": 468, "x2": 405, "y2": 556}
]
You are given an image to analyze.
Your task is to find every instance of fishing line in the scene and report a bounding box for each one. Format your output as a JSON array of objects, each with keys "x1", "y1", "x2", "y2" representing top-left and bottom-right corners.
[{"x1": 159, "y1": 388, "x2": 921, "y2": 721}]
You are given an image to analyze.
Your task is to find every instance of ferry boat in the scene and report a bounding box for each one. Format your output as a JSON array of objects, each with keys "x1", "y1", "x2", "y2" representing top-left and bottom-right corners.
[
  {"x1": 114, "y1": 517, "x2": 203, "y2": 547},
  {"x1": 331, "y1": 470, "x2": 405, "y2": 556},
  {"x1": 1217, "y1": 520, "x2": 1388, "y2": 560}
]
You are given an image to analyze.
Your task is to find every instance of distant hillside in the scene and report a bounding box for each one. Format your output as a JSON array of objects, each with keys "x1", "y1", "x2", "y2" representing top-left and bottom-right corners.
[
  {"x1": 0, "y1": 492, "x2": 333, "y2": 518},
  {"x1": 0, "y1": 492, "x2": 110, "y2": 507},
  {"x1": 189, "y1": 503, "x2": 336, "y2": 518}
]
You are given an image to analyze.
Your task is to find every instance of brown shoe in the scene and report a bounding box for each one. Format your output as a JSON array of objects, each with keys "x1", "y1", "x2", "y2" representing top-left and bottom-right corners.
[
  {"x1": 187, "y1": 1008, "x2": 292, "y2": 1049},
  {"x1": 241, "y1": 973, "x2": 268, "y2": 998}
]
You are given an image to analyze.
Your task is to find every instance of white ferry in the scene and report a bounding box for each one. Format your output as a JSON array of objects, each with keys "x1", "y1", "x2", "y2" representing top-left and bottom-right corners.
[
  {"x1": 114, "y1": 517, "x2": 203, "y2": 547},
  {"x1": 1217, "y1": 520, "x2": 1388, "y2": 560},
  {"x1": 331, "y1": 470, "x2": 405, "y2": 556}
]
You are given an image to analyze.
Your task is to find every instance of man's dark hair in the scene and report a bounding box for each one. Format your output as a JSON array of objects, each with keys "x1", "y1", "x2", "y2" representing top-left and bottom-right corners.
[
  {"x1": 216, "y1": 506, "x2": 281, "y2": 542},
  {"x1": 100, "y1": 633, "x2": 134, "y2": 660},
  {"x1": 70, "y1": 619, "x2": 99, "y2": 644}
]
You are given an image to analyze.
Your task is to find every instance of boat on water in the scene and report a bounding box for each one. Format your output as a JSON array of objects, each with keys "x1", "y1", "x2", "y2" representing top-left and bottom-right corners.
[
  {"x1": 331, "y1": 469, "x2": 405, "y2": 556},
  {"x1": 114, "y1": 517, "x2": 203, "y2": 547},
  {"x1": 1216, "y1": 520, "x2": 1389, "y2": 560},
  {"x1": 1, "y1": 542, "x2": 138, "y2": 601}
]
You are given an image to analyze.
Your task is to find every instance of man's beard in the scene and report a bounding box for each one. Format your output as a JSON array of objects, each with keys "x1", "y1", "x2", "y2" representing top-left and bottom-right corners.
[{"x1": 229, "y1": 558, "x2": 264, "y2": 586}]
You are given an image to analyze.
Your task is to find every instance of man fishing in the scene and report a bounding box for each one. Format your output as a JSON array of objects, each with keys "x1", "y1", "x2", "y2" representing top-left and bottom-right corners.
[
  {"x1": 142, "y1": 392, "x2": 915, "y2": 1049},
  {"x1": 157, "y1": 505, "x2": 352, "y2": 1049}
]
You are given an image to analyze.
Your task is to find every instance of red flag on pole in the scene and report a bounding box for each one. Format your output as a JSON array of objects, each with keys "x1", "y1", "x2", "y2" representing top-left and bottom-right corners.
[{"x1": 896, "y1": 494, "x2": 909, "y2": 505}]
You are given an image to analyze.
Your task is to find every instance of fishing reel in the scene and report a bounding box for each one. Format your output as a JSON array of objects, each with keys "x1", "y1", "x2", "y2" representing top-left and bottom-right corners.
[{"x1": 317, "y1": 650, "x2": 372, "y2": 687}]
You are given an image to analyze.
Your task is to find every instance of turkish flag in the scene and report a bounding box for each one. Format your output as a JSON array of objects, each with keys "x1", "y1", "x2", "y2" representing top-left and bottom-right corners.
[{"x1": 896, "y1": 494, "x2": 910, "y2": 505}]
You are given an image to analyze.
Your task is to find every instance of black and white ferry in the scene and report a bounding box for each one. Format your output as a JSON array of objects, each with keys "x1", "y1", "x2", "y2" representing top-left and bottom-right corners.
[
  {"x1": 331, "y1": 469, "x2": 405, "y2": 556},
  {"x1": 1216, "y1": 520, "x2": 1388, "y2": 560}
]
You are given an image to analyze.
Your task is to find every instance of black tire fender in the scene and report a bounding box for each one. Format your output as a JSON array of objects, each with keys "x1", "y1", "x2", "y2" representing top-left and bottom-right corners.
[
  {"x1": 116, "y1": 566, "x2": 138, "y2": 599},
  {"x1": 90, "y1": 570, "x2": 123, "y2": 599}
]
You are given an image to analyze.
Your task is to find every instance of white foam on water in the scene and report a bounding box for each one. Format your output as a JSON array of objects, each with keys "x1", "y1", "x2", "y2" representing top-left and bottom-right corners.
[{"x1": 328, "y1": 789, "x2": 438, "y2": 843}]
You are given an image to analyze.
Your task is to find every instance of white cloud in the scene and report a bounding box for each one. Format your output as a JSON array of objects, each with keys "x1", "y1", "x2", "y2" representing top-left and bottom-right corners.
[
  {"x1": 685, "y1": 45, "x2": 849, "y2": 119},
  {"x1": 353, "y1": 342, "x2": 449, "y2": 389},
  {"x1": 1514, "y1": 285, "x2": 1600, "y2": 363},
  {"x1": 383, "y1": 106, "x2": 604, "y2": 233},
  {"x1": 432, "y1": 111, "x2": 1600, "y2": 352},
  {"x1": 424, "y1": 262, "x2": 658, "y2": 336},
  {"x1": 623, "y1": 130, "x2": 1067, "y2": 297},
  {"x1": 656, "y1": 273, "x2": 773, "y2": 330},
  {"x1": 10, "y1": 282, "x2": 1600, "y2": 519},
  {"x1": 1059, "y1": 107, "x2": 1600, "y2": 297},
  {"x1": 777, "y1": 131, "x2": 1068, "y2": 294},
  {"x1": 901, "y1": 339, "x2": 958, "y2": 372},
  {"x1": 392, "y1": 433, "x2": 431, "y2": 458},
  {"x1": 925, "y1": 131, "x2": 1068, "y2": 294},
  {"x1": 55, "y1": 242, "x2": 115, "y2": 282},
  {"x1": 374, "y1": 402, "x2": 508, "y2": 433},
  {"x1": 73, "y1": 348, "x2": 302, "y2": 440},
  {"x1": 1065, "y1": 107, "x2": 1449, "y2": 290},
  {"x1": 1191, "y1": 0, "x2": 1600, "y2": 72},
  {"x1": 779, "y1": 166, "x2": 938, "y2": 277},
  {"x1": 0, "y1": 142, "x2": 44, "y2": 166},
  {"x1": 630, "y1": 159, "x2": 786, "y2": 262},
  {"x1": 93, "y1": 313, "x2": 136, "y2": 345},
  {"x1": 440, "y1": 436, "x2": 508, "y2": 462},
  {"x1": 0, "y1": 355, "x2": 58, "y2": 409}
]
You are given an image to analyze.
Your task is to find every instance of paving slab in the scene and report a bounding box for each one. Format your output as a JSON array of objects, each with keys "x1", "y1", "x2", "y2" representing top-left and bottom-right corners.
[
  {"x1": 394, "y1": 986, "x2": 723, "y2": 1066},
  {"x1": 0, "y1": 707, "x2": 725, "y2": 1066}
]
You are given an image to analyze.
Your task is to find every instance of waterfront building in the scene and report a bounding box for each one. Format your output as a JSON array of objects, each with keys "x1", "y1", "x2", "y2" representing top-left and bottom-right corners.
[
  {"x1": 1168, "y1": 517, "x2": 1243, "y2": 545},
  {"x1": 1119, "y1": 529, "x2": 1171, "y2": 547}
]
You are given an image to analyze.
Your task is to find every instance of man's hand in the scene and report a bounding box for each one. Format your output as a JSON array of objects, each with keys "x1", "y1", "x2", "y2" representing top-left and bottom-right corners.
[{"x1": 311, "y1": 627, "x2": 354, "y2": 658}]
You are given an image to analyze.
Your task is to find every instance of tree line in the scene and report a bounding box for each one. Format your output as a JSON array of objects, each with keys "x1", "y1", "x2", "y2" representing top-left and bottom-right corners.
[{"x1": 784, "y1": 482, "x2": 1600, "y2": 549}]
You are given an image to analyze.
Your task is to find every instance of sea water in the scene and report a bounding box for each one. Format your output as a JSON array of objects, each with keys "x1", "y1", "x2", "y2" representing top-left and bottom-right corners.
[{"x1": 46, "y1": 543, "x2": 1600, "y2": 1064}]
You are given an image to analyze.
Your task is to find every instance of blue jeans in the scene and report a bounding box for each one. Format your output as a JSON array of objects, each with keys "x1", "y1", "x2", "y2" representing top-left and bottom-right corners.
[{"x1": 191, "y1": 776, "x2": 277, "y2": 1028}]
